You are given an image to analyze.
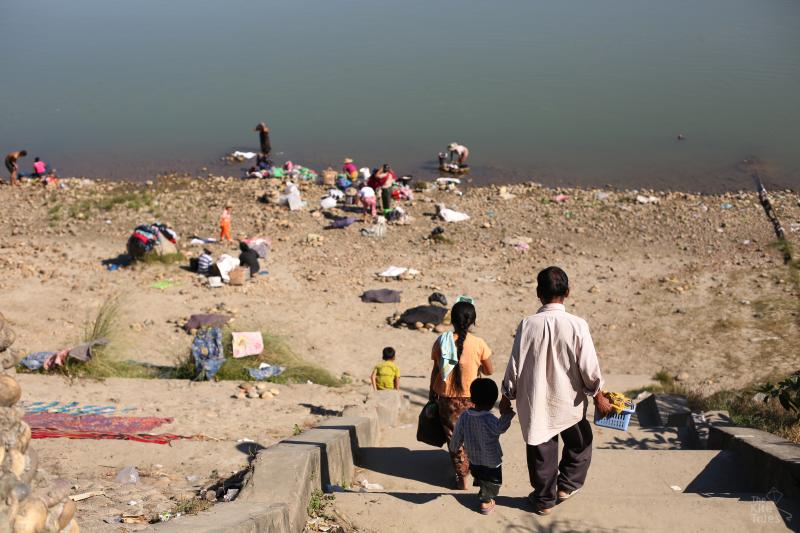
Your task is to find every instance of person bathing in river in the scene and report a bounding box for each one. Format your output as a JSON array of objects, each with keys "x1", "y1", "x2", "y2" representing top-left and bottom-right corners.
[
  {"x1": 254, "y1": 122, "x2": 271, "y2": 157},
  {"x1": 448, "y1": 143, "x2": 469, "y2": 167}
]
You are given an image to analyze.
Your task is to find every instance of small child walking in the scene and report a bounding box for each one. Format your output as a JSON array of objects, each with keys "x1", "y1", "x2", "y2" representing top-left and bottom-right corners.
[
  {"x1": 370, "y1": 347, "x2": 400, "y2": 391},
  {"x1": 450, "y1": 378, "x2": 515, "y2": 514},
  {"x1": 219, "y1": 203, "x2": 233, "y2": 242}
]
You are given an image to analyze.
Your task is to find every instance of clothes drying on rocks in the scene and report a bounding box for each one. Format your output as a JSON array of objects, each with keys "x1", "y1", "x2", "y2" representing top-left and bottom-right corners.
[
  {"x1": 20, "y1": 339, "x2": 108, "y2": 371},
  {"x1": 428, "y1": 292, "x2": 448, "y2": 307},
  {"x1": 361, "y1": 289, "x2": 402, "y2": 303},
  {"x1": 183, "y1": 314, "x2": 232, "y2": 332},
  {"x1": 241, "y1": 237, "x2": 271, "y2": 259},
  {"x1": 327, "y1": 217, "x2": 357, "y2": 229},
  {"x1": 396, "y1": 305, "x2": 448, "y2": 327},
  {"x1": 232, "y1": 332, "x2": 264, "y2": 358},
  {"x1": 191, "y1": 327, "x2": 225, "y2": 380},
  {"x1": 127, "y1": 223, "x2": 178, "y2": 257}
]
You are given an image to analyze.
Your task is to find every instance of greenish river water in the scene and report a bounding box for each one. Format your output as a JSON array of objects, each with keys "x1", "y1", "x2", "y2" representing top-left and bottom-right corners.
[{"x1": 1, "y1": 0, "x2": 799, "y2": 190}]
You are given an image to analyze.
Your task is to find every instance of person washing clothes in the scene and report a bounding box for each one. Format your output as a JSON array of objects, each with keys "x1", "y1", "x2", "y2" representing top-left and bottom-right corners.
[
  {"x1": 219, "y1": 203, "x2": 233, "y2": 242},
  {"x1": 342, "y1": 158, "x2": 358, "y2": 180},
  {"x1": 448, "y1": 143, "x2": 469, "y2": 167},
  {"x1": 358, "y1": 185, "x2": 377, "y2": 222},
  {"x1": 32, "y1": 157, "x2": 47, "y2": 179}
]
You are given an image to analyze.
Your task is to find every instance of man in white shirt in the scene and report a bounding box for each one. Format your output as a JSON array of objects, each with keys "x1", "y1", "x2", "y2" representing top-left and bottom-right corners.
[{"x1": 501, "y1": 266, "x2": 613, "y2": 515}]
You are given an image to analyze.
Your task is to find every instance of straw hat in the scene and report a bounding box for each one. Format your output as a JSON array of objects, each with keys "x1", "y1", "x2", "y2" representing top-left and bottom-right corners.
[
  {"x1": 343, "y1": 158, "x2": 354, "y2": 164},
  {"x1": 448, "y1": 142, "x2": 458, "y2": 151}
]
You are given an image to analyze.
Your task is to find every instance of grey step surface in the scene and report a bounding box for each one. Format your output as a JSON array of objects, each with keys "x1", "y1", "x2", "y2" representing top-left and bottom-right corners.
[{"x1": 331, "y1": 375, "x2": 795, "y2": 532}]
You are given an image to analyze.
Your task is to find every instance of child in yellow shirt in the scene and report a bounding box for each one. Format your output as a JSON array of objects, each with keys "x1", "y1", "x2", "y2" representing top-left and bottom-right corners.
[{"x1": 371, "y1": 347, "x2": 400, "y2": 390}]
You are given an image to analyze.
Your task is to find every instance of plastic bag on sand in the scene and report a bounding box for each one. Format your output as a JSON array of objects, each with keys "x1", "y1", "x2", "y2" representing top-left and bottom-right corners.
[
  {"x1": 359, "y1": 479, "x2": 384, "y2": 492},
  {"x1": 216, "y1": 254, "x2": 240, "y2": 282},
  {"x1": 320, "y1": 197, "x2": 337, "y2": 210},
  {"x1": 437, "y1": 204, "x2": 469, "y2": 223},
  {"x1": 115, "y1": 466, "x2": 140, "y2": 484}
]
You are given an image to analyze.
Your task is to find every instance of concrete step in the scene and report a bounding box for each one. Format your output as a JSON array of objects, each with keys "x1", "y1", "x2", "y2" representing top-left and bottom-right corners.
[{"x1": 334, "y1": 490, "x2": 791, "y2": 533}]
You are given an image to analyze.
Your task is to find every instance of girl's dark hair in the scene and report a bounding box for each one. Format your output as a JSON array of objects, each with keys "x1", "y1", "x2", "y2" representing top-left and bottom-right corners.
[{"x1": 450, "y1": 301, "x2": 476, "y2": 394}]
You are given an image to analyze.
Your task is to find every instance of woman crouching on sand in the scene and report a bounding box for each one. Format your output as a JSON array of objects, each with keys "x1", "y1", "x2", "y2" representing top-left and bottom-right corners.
[{"x1": 429, "y1": 301, "x2": 494, "y2": 489}]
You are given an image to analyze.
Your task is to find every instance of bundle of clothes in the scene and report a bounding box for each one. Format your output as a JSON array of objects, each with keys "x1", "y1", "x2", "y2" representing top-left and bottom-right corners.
[{"x1": 127, "y1": 223, "x2": 178, "y2": 257}]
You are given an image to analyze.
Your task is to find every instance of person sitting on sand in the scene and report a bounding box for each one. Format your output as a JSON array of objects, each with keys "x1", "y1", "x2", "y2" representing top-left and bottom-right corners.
[
  {"x1": 238, "y1": 242, "x2": 260, "y2": 276},
  {"x1": 32, "y1": 157, "x2": 47, "y2": 179},
  {"x1": 450, "y1": 378, "x2": 515, "y2": 514},
  {"x1": 448, "y1": 143, "x2": 469, "y2": 166},
  {"x1": 371, "y1": 347, "x2": 400, "y2": 391},
  {"x1": 343, "y1": 158, "x2": 358, "y2": 180},
  {"x1": 219, "y1": 204, "x2": 233, "y2": 242},
  {"x1": 358, "y1": 185, "x2": 377, "y2": 222},
  {"x1": 4, "y1": 150, "x2": 27, "y2": 186},
  {"x1": 197, "y1": 248, "x2": 214, "y2": 276},
  {"x1": 254, "y1": 122, "x2": 271, "y2": 157}
]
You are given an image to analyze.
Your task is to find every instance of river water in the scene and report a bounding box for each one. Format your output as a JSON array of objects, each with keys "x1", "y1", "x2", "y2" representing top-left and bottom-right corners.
[{"x1": 1, "y1": 0, "x2": 799, "y2": 191}]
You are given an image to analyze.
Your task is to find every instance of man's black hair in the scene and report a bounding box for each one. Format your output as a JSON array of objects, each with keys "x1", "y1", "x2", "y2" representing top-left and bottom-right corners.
[
  {"x1": 537, "y1": 266, "x2": 569, "y2": 301},
  {"x1": 470, "y1": 378, "x2": 498, "y2": 410},
  {"x1": 382, "y1": 346, "x2": 396, "y2": 360}
]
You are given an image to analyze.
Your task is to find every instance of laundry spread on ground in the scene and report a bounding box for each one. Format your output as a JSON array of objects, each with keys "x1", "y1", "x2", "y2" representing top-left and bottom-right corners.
[
  {"x1": 24, "y1": 412, "x2": 172, "y2": 433},
  {"x1": 232, "y1": 332, "x2": 264, "y2": 358},
  {"x1": 191, "y1": 327, "x2": 225, "y2": 379},
  {"x1": 20, "y1": 339, "x2": 108, "y2": 371}
]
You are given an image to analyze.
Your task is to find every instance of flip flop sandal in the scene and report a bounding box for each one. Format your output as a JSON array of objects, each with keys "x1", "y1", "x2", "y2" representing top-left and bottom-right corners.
[{"x1": 479, "y1": 500, "x2": 496, "y2": 515}]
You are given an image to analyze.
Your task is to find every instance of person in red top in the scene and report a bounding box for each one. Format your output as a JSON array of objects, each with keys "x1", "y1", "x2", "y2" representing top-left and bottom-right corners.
[{"x1": 367, "y1": 164, "x2": 396, "y2": 212}]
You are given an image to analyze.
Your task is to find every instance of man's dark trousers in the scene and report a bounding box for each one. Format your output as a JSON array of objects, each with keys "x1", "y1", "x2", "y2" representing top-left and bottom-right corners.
[{"x1": 526, "y1": 418, "x2": 593, "y2": 509}]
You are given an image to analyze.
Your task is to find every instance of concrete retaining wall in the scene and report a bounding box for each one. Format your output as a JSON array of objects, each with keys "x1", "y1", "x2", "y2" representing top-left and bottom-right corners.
[
  {"x1": 708, "y1": 425, "x2": 800, "y2": 502},
  {"x1": 157, "y1": 389, "x2": 404, "y2": 533}
]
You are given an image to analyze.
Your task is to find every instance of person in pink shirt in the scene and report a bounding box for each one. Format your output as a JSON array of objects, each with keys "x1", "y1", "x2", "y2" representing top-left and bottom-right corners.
[{"x1": 32, "y1": 158, "x2": 47, "y2": 178}]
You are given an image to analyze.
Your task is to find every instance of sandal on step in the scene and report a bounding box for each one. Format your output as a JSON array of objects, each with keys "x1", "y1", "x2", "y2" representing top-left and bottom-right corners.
[{"x1": 479, "y1": 500, "x2": 496, "y2": 515}]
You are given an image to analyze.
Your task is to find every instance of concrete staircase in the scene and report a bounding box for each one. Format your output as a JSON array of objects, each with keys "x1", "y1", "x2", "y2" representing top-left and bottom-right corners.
[{"x1": 331, "y1": 375, "x2": 796, "y2": 532}]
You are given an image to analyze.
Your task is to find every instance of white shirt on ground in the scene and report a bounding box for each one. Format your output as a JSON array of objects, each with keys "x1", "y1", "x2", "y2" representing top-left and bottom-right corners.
[{"x1": 502, "y1": 303, "x2": 604, "y2": 446}]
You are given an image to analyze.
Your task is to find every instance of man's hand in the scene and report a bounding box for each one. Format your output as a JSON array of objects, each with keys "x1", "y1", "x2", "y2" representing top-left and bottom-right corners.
[
  {"x1": 593, "y1": 392, "x2": 614, "y2": 417},
  {"x1": 499, "y1": 395, "x2": 513, "y2": 414}
]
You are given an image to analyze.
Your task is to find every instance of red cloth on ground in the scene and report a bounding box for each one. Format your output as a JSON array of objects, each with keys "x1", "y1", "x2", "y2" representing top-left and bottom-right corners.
[
  {"x1": 30, "y1": 428, "x2": 188, "y2": 445},
  {"x1": 24, "y1": 412, "x2": 173, "y2": 433}
]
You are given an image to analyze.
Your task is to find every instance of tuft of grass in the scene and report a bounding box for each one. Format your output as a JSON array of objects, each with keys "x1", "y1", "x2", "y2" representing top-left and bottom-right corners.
[
  {"x1": 67, "y1": 190, "x2": 154, "y2": 219},
  {"x1": 176, "y1": 328, "x2": 344, "y2": 387},
  {"x1": 174, "y1": 497, "x2": 211, "y2": 515},
  {"x1": 57, "y1": 295, "x2": 162, "y2": 379},
  {"x1": 307, "y1": 490, "x2": 335, "y2": 518},
  {"x1": 137, "y1": 252, "x2": 185, "y2": 265},
  {"x1": 626, "y1": 370, "x2": 800, "y2": 444}
]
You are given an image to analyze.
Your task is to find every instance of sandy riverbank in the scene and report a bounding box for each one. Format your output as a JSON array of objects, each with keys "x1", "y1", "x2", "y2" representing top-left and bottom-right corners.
[{"x1": 0, "y1": 175, "x2": 798, "y2": 529}]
